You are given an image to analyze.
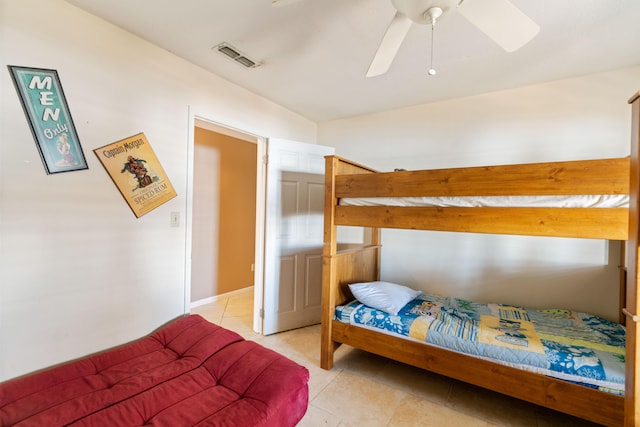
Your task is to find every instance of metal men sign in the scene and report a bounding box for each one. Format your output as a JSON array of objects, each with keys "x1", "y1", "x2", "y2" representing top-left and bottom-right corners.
[{"x1": 8, "y1": 66, "x2": 88, "y2": 174}]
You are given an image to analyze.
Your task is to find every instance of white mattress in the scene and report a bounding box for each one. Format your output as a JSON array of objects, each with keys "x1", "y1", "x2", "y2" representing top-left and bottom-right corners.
[{"x1": 339, "y1": 194, "x2": 629, "y2": 208}]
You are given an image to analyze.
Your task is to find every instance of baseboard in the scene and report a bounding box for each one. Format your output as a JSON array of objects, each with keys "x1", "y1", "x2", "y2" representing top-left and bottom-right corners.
[{"x1": 190, "y1": 286, "x2": 254, "y2": 309}]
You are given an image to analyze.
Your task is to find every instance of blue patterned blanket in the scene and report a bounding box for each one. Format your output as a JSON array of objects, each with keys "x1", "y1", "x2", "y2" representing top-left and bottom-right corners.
[{"x1": 336, "y1": 293, "x2": 625, "y2": 394}]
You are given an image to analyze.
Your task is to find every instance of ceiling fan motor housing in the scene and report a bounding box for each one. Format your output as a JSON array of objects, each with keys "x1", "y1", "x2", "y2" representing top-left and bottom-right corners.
[{"x1": 391, "y1": 0, "x2": 457, "y2": 24}]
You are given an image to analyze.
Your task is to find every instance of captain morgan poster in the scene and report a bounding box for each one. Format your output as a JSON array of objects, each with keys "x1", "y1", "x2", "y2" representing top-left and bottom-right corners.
[{"x1": 94, "y1": 133, "x2": 176, "y2": 218}]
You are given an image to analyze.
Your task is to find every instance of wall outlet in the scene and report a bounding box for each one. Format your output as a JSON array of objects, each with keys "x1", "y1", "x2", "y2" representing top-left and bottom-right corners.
[{"x1": 170, "y1": 212, "x2": 180, "y2": 227}]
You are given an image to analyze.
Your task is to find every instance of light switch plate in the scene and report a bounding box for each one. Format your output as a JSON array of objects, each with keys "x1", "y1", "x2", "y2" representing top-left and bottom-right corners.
[{"x1": 170, "y1": 212, "x2": 180, "y2": 227}]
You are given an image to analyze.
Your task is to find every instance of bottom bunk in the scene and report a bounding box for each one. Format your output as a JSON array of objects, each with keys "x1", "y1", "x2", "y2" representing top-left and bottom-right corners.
[
  {"x1": 337, "y1": 288, "x2": 625, "y2": 396},
  {"x1": 329, "y1": 319, "x2": 623, "y2": 425},
  {"x1": 321, "y1": 245, "x2": 624, "y2": 426}
]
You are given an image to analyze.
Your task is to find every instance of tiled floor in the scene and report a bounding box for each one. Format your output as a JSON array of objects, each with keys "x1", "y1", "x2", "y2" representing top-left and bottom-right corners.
[{"x1": 191, "y1": 289, "x2": 603, "y2": 427}]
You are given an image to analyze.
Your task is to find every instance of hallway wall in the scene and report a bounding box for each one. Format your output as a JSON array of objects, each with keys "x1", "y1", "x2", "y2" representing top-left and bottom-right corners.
[{"x1": 192, "y1": 127, "x2": 257, "y2": 301}]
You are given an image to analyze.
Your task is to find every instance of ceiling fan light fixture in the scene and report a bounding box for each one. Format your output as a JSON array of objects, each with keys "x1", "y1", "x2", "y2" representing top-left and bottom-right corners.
[
  {"x1": 426, "y1": 7, "x2": 441, "y2": 76},
  {"x1": 214, "y1": 42, "x2": 261, "y2": 68}
]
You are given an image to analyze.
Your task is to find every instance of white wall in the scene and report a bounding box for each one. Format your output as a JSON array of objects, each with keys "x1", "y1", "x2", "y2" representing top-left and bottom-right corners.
[
  {"x1": 0, "y1": 0, "x2": 316, "y2": 381},
  {"x1": 319, "y1": 67, "x2": 640, "y2": 321}
]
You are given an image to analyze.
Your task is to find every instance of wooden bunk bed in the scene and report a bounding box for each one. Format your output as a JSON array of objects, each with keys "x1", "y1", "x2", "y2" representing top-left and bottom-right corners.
[{"x1": 321, "y1": 91, "x2": 640, "y2": 427}]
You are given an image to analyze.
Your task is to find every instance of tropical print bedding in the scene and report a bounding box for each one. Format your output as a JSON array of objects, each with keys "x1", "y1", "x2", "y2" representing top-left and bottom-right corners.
[{"x1": 335, "y1": 292, "x2": 626, "y2": 394}]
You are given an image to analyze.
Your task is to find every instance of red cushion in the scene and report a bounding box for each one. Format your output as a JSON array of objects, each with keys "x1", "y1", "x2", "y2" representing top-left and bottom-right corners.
[{"x1": 0, "y1": 315, "x2": 309, "y2": 426}]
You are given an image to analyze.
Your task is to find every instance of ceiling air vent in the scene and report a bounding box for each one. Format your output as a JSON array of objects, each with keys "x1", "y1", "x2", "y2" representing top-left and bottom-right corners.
[{"x1": 214, "y1": 42, "x2": 260, "y2": 69}]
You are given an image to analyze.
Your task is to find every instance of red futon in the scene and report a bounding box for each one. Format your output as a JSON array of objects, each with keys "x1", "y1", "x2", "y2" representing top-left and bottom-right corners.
[{"x1": 0, "y1": 314, "x2": 309, "y2": 426}]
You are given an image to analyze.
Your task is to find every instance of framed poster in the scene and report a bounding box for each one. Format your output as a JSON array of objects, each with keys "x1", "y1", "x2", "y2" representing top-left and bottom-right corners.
[
  {"x1": 94, "y1": 133, "x2": 177, "y2": 218},
  {"x1": 8, "y1": 65, "x2": 88, "y2": 174}
]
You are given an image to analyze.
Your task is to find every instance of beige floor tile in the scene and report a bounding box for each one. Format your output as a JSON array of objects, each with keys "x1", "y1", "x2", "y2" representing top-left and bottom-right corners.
[
  {"x1": 375, "y1": 359, "x2": 453, "y2": 405},
  {"x1": 389, "y1": 394, "x2": 489, "y2": 427},
  {"x1": 256, "y1": 336, "x2": 299, "y2": 362},
  {"x1": 223, "y1": 298, "x2": 253, "y2": 317},
  {"x1": 534, "y1": 406, "x2": 604, "y2": 427},
  {"x1": 258, "y1": 330, "x2": 292, "y2": 348},
  {"x1": 228, "y1": 290, "x2": 254, "y2": 303},
  {"x1": 191, "y1": 300, "x2": 226, "y2": 325},
  {"x1": 298, "y1": 404, "x2": 341, "y2": 427},
  {"x1": 306, "y1": 363, "x2": 341, "y2": 401},
  {"x1": 219, "y1": 314, "x2": 255, "y2": 338},
  {"x1": 447, "y1": 381, "x2": 538, "y2": 427},
  {"x1": 247, "y1": 323, "x2": 321, "y2": 362},
  {"x1": 277, "y1": 324, "x2": 323, "y2": 361},
  {"x1": 312, "y1": 371, "x2": 408, "y2": 426},
  {"x1": 332, "y1": 346, "x2": 391, "y2": 378}
]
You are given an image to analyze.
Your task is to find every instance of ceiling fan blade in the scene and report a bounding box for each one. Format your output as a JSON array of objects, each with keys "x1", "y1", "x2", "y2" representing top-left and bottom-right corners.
[
  {"x1": 271, "y1": 0, "x2": 304, "y2": 6},
  {"x1": 458, "y1": 0, "x2": 539, "y2": 52},
  {"x1": 366, "y1": 11, "x2": 412, "y2": 77}
]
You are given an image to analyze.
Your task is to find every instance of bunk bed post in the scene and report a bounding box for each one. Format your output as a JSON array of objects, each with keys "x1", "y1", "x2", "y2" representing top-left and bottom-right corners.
[
  {"x1": 321, "y1": 155, "x2": 340, "y2": 370},
  {"x1": 321, "y1": 156, "x2": 383, "y2": 370},
  {"x1": 626, "y1": 91, "x2": 640, "y2": 426},
  {"x1": 621, "y1": 241, "x2": 628, "y2": 326}
]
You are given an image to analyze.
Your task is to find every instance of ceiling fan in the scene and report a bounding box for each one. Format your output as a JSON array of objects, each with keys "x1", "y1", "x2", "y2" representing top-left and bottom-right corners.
[{"x1": 272, "y1": 0, "x2": 540, "y2": 77}]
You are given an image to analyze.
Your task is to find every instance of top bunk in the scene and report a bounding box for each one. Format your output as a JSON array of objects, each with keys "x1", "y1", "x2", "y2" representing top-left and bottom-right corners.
[{"x1": 324, "y1": 155, "x2": 630, "y2": 240}]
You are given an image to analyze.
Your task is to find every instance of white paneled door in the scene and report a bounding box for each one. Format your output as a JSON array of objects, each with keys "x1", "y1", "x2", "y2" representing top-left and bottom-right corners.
[{"x1": 262, "y1": 139, "x2": 334, "y2": 335}]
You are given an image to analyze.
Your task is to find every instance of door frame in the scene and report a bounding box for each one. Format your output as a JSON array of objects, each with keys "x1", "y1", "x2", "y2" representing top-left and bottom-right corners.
[{"x1": 186, "y1": 107, "x2": 266, "y2": 334}]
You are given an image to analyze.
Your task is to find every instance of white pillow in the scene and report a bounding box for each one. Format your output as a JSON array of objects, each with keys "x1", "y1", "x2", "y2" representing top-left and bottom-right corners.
[{"x1": 348, "y1": 281, "x2": 421, "y2": 315}]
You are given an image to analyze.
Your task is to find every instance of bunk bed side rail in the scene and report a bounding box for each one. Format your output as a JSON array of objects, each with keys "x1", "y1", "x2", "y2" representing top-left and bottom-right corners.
[
  {"x1": 335, "y1": 157, "x2": 629, "y2": 198},
  {"x1": 334, "y1": 206, "x2": 629, "y2": 240}
]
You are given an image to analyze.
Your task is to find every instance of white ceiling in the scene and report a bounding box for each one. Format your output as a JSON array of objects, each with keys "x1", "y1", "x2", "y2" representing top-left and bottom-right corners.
[{"x1": 65, "y1": 0, "x2": 640, "y2": 122}]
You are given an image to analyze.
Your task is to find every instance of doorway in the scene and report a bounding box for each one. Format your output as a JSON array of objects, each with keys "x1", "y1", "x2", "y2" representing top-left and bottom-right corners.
[
  {"x1": 189, "y1": 119, "x2": 261, "y2": 331},
  {"x1": 186, "y1": 113, "x2": 332, "y2": 335}
]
